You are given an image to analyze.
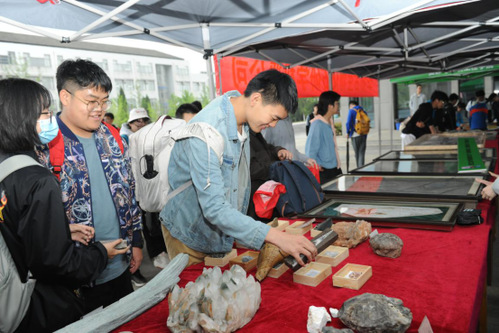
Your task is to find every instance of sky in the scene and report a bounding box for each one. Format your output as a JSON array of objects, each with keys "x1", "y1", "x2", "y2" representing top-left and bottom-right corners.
[{"x1": 0, "y1": 22, "x2": 209, "y2": 74}]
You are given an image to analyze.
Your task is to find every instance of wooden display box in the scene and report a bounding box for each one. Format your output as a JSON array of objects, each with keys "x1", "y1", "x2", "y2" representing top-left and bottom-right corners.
[
  {"x1": 204, "y1": 249, "x2": 237, "y2": 267},
  {"x1": 267, "y1": 219, "x2": 290, "y2": 232},
  {"x1": 310, "y1": 225, "x2": 331, "y2": 237},
  {"x1": 293, "y1": 262, "x2": 332, "y2": 287},
  {"x1": 229, "y1": 250, "x2": 259, "y2": 272},
  {"x1": 285, "y1": 220, "x2": 314, "y2": 235},
  {"x1": 267, "y1": 261, "x2": 289, "y2": 279},
  {"x1": 333, "y1": 263, "x2": 372, "y2": 290},
  {"x1": 316, "y1": 246, "x2": 349, "y2": 267}
]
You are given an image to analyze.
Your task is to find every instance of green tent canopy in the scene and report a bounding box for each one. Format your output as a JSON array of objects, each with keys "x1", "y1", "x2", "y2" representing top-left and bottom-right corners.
[{"x1": 390, "y1": 65, "x2": 499, "y2": 85}]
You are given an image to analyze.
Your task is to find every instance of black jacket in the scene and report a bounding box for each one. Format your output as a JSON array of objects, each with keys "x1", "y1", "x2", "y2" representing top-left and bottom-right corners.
[
  {"x1": 248, "y1": 130, "x2": 283, "y2": 219},
  {"x1": 0, "y1": 151, "x2": 107, "y2": 332},
  {"x1": 402, "y1": 102, "x2": 435, "y2": 138}
]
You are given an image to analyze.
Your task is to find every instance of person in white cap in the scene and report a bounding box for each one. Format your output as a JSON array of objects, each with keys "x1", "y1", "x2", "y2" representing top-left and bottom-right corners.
[{"x1": 120, "y1": 107, "x2": 150, "y2": 144}]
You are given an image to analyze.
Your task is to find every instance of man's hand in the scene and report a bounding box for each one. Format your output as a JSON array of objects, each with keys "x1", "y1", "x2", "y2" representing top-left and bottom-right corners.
[
  {"x1": 305, "y1": 158, "x2": 317, "y2": 167},
  {"x1": 264, "y1": 228, "x2": 317, "y2": 266},
  {"x1": 476, "y1": 178, "x2": 497, "y2": 201},
  {"x1": 101, "y1": 239, "x2": 130, "y2": 259},
  {"x1": 129, "y1": 247, "x2": 143, "y2": 274},
  {"x1": 277, "y1": 149, "x2": 293, "y2": 161},
  {"x1": 69, "y1": 224, "x2": 95, "y2": 246}
]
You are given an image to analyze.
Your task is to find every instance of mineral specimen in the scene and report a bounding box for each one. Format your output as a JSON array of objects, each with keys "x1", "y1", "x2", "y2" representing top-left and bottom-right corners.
[
  {"x1": 332, "y1": 220, "x2": 371, "y2": 248},
  {"x1": 321, "y1": 327, "x2": 354, "y2": 333},
  {"x1": 255, "y1": 243, "x2": 287, "y2": 281},
  {"x1": 167, "y1": 265, "x2": 261, "y2": 333},
  {"x1": 339, "y1": 293, "x2": 412, "y2": 333},
  {"x1": 370, "y1": 233, "x2": 403, "y2": 258},
  {"x1": 307, "y1": 306, "x2": 331, "y2": 333}
]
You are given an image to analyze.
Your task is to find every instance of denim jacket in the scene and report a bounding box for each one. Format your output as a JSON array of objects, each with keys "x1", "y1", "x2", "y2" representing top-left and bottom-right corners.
[{"x1": 160, "y1": 91, "x2": 270, "y2": 253}]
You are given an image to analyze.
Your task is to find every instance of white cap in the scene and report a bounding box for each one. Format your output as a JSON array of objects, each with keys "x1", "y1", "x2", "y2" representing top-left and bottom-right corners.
[{"x1": 128, "y1": 108, "x2": 150, "y2": 123}]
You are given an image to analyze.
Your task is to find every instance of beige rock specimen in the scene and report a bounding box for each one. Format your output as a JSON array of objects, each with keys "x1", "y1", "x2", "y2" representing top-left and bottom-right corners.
[
  {"x1": 255, "y1": 243, "x2": 287, "y2": 281},
  {"x1": 332, "y1": 220, "x2": 372, "y2": 248}
]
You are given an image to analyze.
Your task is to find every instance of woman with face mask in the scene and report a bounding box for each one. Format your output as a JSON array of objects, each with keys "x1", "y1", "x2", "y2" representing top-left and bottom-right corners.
[{"x1": 0, "y1": 78, "x2": 129, "y2": 332}]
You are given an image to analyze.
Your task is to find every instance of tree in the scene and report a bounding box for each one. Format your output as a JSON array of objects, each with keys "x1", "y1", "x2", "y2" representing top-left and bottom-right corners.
[
  {"x1": 290, "y1": 97, "x2": 318, "y2": 122},
  {"x1": 140, "y1": 95, "x2": 160, "y2": 121},
  {"x1": 115, "y1": 87, "x2": 129, "y2": 126},
  {"x1": 167, "y1": 90, "x2": 197, "y2": 117}
]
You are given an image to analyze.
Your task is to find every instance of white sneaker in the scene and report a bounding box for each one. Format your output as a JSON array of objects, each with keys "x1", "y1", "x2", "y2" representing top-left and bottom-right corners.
[{"x1": 152, "y1": 252, "x2": 170, "y2": 269}]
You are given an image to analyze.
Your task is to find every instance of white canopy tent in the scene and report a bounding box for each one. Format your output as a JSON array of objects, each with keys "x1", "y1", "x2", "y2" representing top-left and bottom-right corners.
[{"x1": 0, "y1": 0, "x2": 479, "y2": 97}]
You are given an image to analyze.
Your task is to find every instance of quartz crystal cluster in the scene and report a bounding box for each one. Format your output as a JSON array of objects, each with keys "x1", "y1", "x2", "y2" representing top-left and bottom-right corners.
[{"x1": 167, "y1": 264, "x2": 261, "y2": 333}]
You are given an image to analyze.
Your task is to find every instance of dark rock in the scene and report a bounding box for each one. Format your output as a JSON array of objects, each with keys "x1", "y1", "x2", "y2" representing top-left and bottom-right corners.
[
  {"x1": 322, "y1": 327, "x2": 354, "y2": 333},
  {"x1": 370, "y1": 233, "x2": 403, "y2": 258},
  {"x1": 339, "y1": 293, "x2": 412, "y2": 333}
]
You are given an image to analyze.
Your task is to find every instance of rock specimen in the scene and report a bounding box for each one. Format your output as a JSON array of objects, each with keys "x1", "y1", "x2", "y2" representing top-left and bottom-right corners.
[
  {"x1": 332, "y1": 220, "x2": 372, "y2": 248},
  {"x1": 322, "y1": 327, "x2": 354, "y2": 333},
  {"x1": 370, "y1": 233, "x2": 403, "y2": 258},
  {"x1": 167, "y1": 265, "x2": 261, "y2": 333},
  {"x1": 307, "y1": 306, "x2": 331, "y2": 333},
  {"x1": 256, "y1": 243, "x2": 287, "y2": 281},
  {"x1": 339, "y1": 293, "x2": 412, "y2": 333}
]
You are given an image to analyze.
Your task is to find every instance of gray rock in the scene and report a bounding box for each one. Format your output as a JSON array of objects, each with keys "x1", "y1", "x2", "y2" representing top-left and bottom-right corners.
[
  {"x1": 369, "y1": 233, "x2": 403, "y2": 258},
  {"x1": 339, "y1": 293, "x2": 412, "y2": 333},
  {"x1": 322, "y1": 327, "x2": 354, "y2": 333}
]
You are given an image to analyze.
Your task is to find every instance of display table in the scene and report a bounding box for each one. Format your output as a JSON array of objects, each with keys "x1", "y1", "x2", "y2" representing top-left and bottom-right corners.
[{"x1": 114, "y1": 199, "x2": 494, "y2": 333}]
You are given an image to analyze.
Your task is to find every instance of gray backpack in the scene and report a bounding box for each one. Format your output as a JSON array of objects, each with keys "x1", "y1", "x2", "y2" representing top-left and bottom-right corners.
[{"x1": 0, "y1": 155, "x2": 42, "y2": 333}]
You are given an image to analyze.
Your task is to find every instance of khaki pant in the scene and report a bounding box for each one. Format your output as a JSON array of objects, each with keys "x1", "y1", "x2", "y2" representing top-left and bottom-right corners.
[{"x1": 161, "y1": 225, "x2": 207, "y2": 267}]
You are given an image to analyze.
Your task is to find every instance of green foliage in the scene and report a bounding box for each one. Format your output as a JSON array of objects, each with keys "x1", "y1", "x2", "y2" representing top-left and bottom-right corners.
[
  {"x1": 198, "y1": 85, "x2": 211, "y2": 110},
  {"x1": 289, "y1": 97, "x2": 318, "y2": 122},
  {"x1": 334, "y1": 121, "x2": 342, "y2": 136},
  {"x1": 167, "y1": 90, "x2": 197, "y2": 117},
  {"x1": 114, "y1": 87, "x2": 129, "y2": 126},
  {"x1": 140, "y1": 95, "x2": 160, "y2": 121}
]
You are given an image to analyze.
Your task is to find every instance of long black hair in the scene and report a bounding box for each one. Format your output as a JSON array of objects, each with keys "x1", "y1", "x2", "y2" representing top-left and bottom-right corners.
[{"x1": 0, "y1": 78, "x2": 52, "y2": 152}]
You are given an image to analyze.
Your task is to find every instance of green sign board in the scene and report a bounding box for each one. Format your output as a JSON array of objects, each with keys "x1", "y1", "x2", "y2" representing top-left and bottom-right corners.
[{"x1": 457, "y1": 137, "x2": 486, "y2": 173}]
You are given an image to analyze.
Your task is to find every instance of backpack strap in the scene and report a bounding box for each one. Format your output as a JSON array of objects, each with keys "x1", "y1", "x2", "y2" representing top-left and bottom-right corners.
[
  {"x1": 48, "y1": 122, "x2": 124, "y2": 180},
  {"x1": 0, "y1": 155, "x2": 42, "y2": 183},
  {"x1": 48, "y1": 130, "x2": 64, "y2": 180}
]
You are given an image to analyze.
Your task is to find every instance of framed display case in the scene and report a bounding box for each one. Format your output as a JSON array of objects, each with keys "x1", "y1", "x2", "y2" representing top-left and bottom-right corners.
[
  {"x1": 322, "y1": 174, "x2": 483, "y2": 202},
  {"x1": 350, "y1": 159, "x2": 495, "y2": 176},
  {"x1": 404, "y1": 132, "x2": 486, "y2": 151},
  {"x1": 299, "y1": 197, "x2": 462, "y2": 231},
  {"x1": 374, "y1": 148, "x2": 496, "y2": 161}
]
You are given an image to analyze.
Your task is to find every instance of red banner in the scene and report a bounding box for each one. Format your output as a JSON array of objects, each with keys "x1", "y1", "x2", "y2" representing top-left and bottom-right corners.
[{"x1": 215, "y1": 56, "x2": 378, "y2": 98}]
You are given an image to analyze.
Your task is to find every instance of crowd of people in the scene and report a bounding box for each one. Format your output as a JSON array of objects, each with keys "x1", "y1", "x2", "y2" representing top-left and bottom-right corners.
[
  {"x1": 2, "y1": 57, "x2": 499, "y2": 332},
  {"x1": 400, "y1": 87, "x2": 499, "y2": 149}
]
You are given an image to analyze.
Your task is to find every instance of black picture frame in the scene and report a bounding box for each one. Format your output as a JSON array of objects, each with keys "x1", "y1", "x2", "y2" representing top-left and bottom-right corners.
[
  {"x1": 321, "y1": 174, "x2": 483, "y2": 202},
  {"x1": 299, "y1": 197, "x2": 462, "y2": 231},
  {"x1": 350, "y1": 158, "x2": 495, "y2": 176},
  {"x1": 374, "y1": 148, "x2": 496, "y2": 161}
]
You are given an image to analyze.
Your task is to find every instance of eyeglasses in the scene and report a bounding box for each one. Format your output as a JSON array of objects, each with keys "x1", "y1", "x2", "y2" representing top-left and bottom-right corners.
[
  {"x1": 65, "y1": 89, "x2": 111, "y2": 112},
  {"x1": 38, "y1": 110, "x2": 54, "y2": 123},
  {"x1": 131, "y1": 118, "x2": 148, "y2": 125}
]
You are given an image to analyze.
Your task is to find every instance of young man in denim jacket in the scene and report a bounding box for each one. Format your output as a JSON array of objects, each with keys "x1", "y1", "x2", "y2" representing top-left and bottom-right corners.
[{"x1": 160, "y1": 69, "x2": 316, "y2": 267}]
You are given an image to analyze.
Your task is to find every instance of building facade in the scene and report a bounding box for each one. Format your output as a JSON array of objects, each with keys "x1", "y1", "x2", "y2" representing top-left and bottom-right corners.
[{"x1": 0, "y1": 32, "x2": 208, "y2": 114}]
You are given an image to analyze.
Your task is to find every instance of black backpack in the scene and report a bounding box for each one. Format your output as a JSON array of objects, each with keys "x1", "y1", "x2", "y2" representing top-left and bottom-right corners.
[{"x1": 269, "y1": 160, "x2": 324, "y2": 217}]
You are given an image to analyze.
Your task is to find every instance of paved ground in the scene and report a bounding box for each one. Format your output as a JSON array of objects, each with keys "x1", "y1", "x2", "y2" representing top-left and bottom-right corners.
[{"x1": 293, "y1": 121, "x2": 402, "y2": 171}]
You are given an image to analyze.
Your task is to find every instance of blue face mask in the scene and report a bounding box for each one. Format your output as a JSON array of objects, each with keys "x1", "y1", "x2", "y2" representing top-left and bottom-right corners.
[{"x1": 38, "y1": 116, "x2": 59, "y2": 144}]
